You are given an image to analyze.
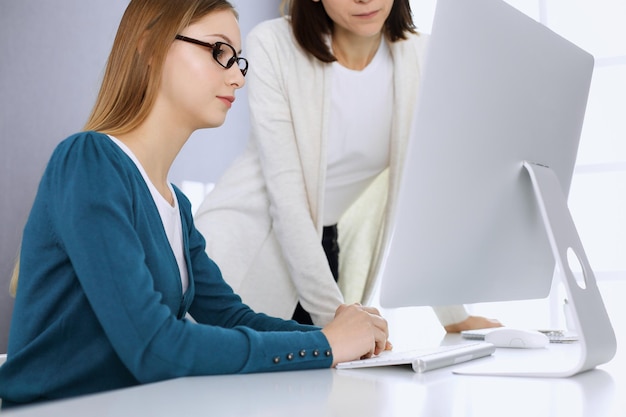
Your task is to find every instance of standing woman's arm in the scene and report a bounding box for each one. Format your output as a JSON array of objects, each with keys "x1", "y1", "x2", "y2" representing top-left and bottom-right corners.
[{"x1": 245, "y1": 20, "x2": 343, "y2": 325}]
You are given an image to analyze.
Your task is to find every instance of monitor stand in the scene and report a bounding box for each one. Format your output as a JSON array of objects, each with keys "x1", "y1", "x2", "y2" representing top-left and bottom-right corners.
[{"x1": 457, "y1": 161, "x2": 617, "y2": 377}]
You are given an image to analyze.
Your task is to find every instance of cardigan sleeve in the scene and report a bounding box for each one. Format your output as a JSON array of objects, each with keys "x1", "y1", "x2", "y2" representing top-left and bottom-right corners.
[
  {"x1": 48, "y1": 133, "x2": 333, "y2": 382},
  {"x1": 244, "y1": 19, "x2": 344, "y2": 326}
]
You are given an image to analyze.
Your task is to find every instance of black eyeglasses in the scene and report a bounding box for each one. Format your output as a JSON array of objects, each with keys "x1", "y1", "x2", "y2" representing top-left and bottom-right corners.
[{"x1": 175, "y1": 34, "x2": 248, "y2": 76}]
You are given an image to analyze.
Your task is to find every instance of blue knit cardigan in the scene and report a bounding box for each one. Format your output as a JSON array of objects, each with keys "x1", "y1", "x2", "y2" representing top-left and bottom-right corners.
[{"x1": 0, "y1": 132, "x2": 332, "y2": 406}]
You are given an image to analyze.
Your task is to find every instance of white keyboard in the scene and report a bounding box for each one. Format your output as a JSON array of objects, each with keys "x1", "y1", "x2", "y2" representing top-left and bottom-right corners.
[{"x1": 336, "y1": 342, "x2": 496, "y2": 373}]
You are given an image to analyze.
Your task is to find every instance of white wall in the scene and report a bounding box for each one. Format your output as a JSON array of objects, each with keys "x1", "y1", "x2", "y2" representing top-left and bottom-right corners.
[{"x1": 0, "y1": 0, "x2": 281, "y2": 353}]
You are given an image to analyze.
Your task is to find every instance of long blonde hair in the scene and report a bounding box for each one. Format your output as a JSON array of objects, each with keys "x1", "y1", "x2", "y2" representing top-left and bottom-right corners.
[
  {"x1": 10, "y1": 0, "x2": 236, "y2": 297},
  {"x1": 85, "y1": 0, "x2": 236, "y2": 135},
  {"x1": 9, "y1": 257, "x2": 18, "y2": 297}
]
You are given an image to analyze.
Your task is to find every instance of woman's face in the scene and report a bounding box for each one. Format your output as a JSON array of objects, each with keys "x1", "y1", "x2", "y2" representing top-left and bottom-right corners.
[
  {"x1": 158, "y1": 9, "x2": 246, "y2": 131},
  {"x1": 319, "y1": 0, "x2": 394, "y2": 39}
]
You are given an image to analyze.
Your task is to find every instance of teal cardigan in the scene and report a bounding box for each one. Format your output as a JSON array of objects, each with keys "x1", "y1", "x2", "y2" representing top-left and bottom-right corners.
[{"x1": 0, "y1": 132, "x2": 332, "y2": 406}]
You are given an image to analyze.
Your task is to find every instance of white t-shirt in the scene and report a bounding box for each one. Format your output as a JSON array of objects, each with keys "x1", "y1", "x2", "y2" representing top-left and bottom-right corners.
[
  {"x1": 324, "y1": 40, "x2": 393, "y2": 226},
  {"x1": 108, "y1": 135, "x2": 189, "y2": 293}
]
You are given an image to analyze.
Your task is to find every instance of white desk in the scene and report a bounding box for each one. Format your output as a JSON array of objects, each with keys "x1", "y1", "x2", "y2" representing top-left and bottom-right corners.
[{"x1": 2, "y1": 331, "x2": 623, "y2": 417}]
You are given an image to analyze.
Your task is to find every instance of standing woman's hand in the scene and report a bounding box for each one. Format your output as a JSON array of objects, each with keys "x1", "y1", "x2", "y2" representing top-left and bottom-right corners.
[
  {"x1": 444, "y1": 315, "x2": 503, "y2": 333},
  {"x1": 321, "y1": 303, "x2": 392, "y2": 366}
]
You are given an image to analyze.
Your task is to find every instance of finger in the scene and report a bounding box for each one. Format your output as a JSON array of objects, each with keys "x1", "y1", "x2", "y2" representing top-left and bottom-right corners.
[
  {"x1": 361, "y1": 305, "x2": 382, "y2": 317},
  {"x1": 374, "y1": 334, "x2": 387, "y2": 353},
  {"x1": 368, "y1": 313, "x2": 389, "y2": 339},
  {"x1": 372, "y1": 327, "x2": 389, "y2": 356}
]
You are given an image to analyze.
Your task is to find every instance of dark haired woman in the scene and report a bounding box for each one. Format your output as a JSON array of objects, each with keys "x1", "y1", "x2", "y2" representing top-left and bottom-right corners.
[{"x1": 195, "y1": 0, "x2": 501, "y2": 331}]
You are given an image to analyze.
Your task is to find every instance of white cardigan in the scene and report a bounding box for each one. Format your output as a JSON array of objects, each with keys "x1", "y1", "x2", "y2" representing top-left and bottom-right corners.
[{"x1": 194, "y1": 17, "x2": 468, "y2": 326}]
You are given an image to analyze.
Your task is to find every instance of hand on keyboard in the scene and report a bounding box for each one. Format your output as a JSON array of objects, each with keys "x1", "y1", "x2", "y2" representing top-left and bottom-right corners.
[{"x1": 321, "y1": 303, "x2": 392, "y2": 366}]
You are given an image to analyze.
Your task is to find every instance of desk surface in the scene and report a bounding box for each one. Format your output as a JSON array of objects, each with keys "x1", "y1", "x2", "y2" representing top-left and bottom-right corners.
[{"x1": 2, "y1": 331, "x2": 623, "y2": 417}]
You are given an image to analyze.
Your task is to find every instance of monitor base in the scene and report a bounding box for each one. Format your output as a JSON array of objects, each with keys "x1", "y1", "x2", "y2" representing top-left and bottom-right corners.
[{"x1": 456, "y1": 161, "x2": 616, "y2": 377}]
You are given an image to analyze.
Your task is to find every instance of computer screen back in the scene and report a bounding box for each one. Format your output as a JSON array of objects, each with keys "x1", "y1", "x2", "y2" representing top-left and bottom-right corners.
[{"x1": 378, "y1": 0, "x2": 594, "y2": 307}]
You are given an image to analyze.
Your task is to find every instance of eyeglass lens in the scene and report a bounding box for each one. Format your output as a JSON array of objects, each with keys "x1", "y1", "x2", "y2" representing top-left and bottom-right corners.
[{"x1": 213, "y1": 42, "x2": 248, "y2": 75}]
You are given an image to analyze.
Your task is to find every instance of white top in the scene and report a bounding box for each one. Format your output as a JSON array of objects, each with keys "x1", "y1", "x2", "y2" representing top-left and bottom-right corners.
[
  {"x1": 108, "y1": 135, "x2": 189, "y2": 293},
  {"x1": 324, "y1": 40, "x2": 393, "y2": 225}
]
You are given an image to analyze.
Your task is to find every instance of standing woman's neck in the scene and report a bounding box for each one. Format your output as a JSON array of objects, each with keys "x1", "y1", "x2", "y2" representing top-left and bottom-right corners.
[{"x1": 331, "y1": 31, "x2": 383, "y2": 71}]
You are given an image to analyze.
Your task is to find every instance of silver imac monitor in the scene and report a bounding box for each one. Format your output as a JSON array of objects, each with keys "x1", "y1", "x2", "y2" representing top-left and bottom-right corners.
[
  {"x1": 377, "y1": 0, "x2": 616, "y2": 376},
  {"x1": 379, "y1": 0, "x2": 591, "y2": 307}
]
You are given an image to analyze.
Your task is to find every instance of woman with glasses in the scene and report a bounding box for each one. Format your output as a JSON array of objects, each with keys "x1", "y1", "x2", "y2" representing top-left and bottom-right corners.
[
  {"x1": 195, "y1": 0, "x2": 501, "y2": 331},
  {"x1": 0, "y1": 0, "x2": 391, "y2": 407}
]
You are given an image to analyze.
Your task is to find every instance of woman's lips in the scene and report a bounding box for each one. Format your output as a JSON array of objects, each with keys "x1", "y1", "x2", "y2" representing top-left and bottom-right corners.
[{"x1": 218, "y1": 96, "x2": 235, "y2": 108}]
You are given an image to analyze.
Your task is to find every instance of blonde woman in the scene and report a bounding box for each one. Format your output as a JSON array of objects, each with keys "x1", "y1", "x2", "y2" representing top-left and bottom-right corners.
[{"x1": 0, "y1": 0, "x2": 389, "y2": 407}]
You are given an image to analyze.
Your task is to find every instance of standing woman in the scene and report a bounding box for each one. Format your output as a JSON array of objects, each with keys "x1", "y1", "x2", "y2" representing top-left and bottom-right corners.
[
  {"x1": 0, "y1": 0, "x2": 390, "y2": 407},
  {"x1": 194, "y1": 0, "x2": 501, "y2": 330}
]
